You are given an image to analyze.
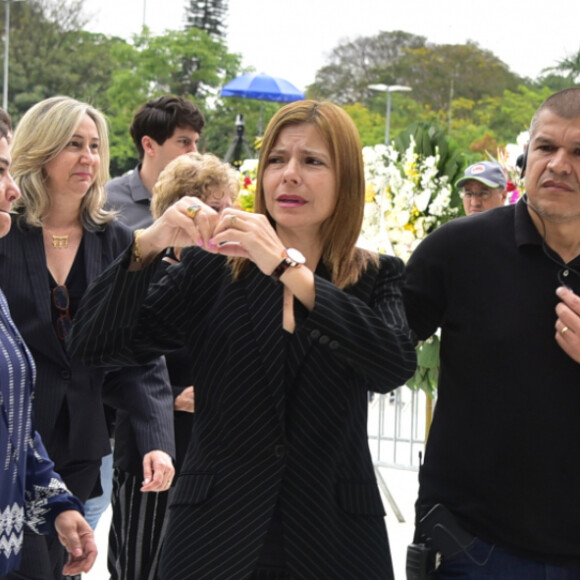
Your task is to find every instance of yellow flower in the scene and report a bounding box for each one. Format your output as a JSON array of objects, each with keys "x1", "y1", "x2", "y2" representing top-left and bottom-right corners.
[{"x1": 365, "y1": 184, "x2": 376, "y2": 203}]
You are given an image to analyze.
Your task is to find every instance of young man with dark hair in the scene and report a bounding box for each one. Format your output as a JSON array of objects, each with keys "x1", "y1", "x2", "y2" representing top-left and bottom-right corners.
[{"x1": 107, "y1": 95, "x2": 205, "y2": 228}]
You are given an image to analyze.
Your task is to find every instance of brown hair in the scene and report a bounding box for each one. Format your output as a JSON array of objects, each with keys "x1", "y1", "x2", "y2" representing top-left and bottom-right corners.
[
  {"x1": 231, "y1": 100, "x2": 376, "y2": 288},
  {"x1": 151, "y1": 152, "x2": 239, "y2": 219}
]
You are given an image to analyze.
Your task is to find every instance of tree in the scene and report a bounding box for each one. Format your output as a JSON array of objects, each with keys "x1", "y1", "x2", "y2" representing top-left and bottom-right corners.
[
  {"x1": 393, "y1": 42, "x2": 523, "y2": 112},
  {"x1": 543, "y1": 47, "x2": 580, "y2": 83},
  {"x1": 4, "y1": 0, "x2": 120, "y2": 120},
  {"x1": 341, "y1": 103, "x2": 384, "y2": 147},
  {"x1": 104, "y1": 27, "x2": 242, "y2": 174},
  {"x1": 307, "y1": 30, "x2": 427, "y2": 105},
  {"x1": 185, "y1": 0, "x2": 228, "y2": 38}
]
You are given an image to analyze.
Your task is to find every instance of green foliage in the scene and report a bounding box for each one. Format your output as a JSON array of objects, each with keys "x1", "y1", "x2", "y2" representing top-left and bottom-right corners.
[
  {"x1": 341, "y1": 103, "x2": 384, "y2": 146},
  {"x1": 127, "y1": 28, "x2": 241, "y2": 102},
  {"x1": 442, "y1": 85, "x2": 552, "y2": 160},
  {"x1": 543, "y1": 48, "x2": 580, "y2": 83},
  {"x1": 306, "y1": 30, "x2": 427, "y2": 105},
  {"x1": 406, "y1": 335, "x2": 440, "y2": 399},
  {"x1": 102, "y1": 27, "x2": 242, "y2": 174},
  {"x1": 394, "y1": 122, "x2": 465, "y2": 190},
  {"x1": 395, "y1": 42, "x2": 522, "y2": 111},
  {"x1": 5, "y1": 0, "x2": 119, "y2": 121},
  {"x1": 536, "y1": 73, "x2": 578, "y2": 93},
  {"x1": 309, "y1": 31, "x2": 539, "y2": 170}
]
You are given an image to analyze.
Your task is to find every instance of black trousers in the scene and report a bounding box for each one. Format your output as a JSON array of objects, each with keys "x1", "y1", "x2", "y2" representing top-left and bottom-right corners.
[{"x1": 108, "y1": 468, "x2": 170, "y2": 580}]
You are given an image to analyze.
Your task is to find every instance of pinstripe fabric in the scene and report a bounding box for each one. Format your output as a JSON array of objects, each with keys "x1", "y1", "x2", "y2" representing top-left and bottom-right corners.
[
  {"x1": 107, "y1": 468, "x2": 171, "y2": 580},
  {"x1": 0, "y1": 218, "x2": 174, "y2": 483},
  {"x1": 69, "y1": 248, "x2": 417, "y2": 580},
  {"x1": 0, "y1": 221, "x2": 130, "y2": 466}
]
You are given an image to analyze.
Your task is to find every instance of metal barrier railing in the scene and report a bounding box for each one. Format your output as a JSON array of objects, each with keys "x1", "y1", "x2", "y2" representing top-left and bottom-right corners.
[{"x1": 368, "y1": 387, "x2": 430, "y2": 521}]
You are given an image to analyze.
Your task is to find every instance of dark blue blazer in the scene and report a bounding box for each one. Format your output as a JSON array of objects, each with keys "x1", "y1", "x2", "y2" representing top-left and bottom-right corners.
[
  {"x1": 69, "y1": 247, "x2": 416, "y2": 579},
  {"x1": 0, "y1": 219, "x2": 174, "y2": 496}
]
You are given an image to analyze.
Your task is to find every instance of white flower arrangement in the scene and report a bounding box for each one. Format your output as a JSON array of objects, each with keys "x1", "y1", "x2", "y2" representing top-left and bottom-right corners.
[{"x1": 358, "y1": 139, "x2": 458, "y2": 262}]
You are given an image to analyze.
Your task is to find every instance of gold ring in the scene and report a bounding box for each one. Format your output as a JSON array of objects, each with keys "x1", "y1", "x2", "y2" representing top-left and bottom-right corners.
[
  {"x1": 561, "y1": 326, "x2": 569, "y2": 336},
  {"x1": 230, "y1": 214, "x2": 237, "y2": 226},
  {"x1": 186, "y1": 203, "x2": 202, "y2": 219}
]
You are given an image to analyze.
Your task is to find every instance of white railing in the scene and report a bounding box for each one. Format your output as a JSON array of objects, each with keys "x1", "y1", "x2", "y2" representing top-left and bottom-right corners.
[{"x1": 368, "y1": 387, "x2": 430, "y2": 521}]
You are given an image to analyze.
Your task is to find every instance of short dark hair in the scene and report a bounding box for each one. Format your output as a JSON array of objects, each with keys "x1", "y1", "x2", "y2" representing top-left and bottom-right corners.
[
  {"x1": 529, "y1": 87, "x2": 580, "y2": 137},
  {"x1": 129, "y1": 95, "x2": 205, "y2": 159}
]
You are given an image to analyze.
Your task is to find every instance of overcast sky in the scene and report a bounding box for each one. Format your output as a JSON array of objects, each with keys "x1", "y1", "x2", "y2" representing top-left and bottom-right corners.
[{"x1": 83, "y1": 0, "x2": 580, "y2": 92}]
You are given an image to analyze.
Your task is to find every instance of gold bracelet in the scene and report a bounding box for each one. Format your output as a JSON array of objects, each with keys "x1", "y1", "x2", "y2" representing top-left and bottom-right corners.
[{"x1": 133, "y1": 228, "x2": 145, "y2": 263}]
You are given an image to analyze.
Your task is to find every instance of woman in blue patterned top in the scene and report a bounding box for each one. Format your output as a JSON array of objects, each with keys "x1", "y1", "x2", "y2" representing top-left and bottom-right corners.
[{"x1": 0, "y1": 111, "x2": 97, "y2": 577}]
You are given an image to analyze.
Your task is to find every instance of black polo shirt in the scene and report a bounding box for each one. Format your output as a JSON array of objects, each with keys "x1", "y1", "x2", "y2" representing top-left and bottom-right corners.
[{"x1": 404, "y1": 198, "x2": 580, "y2": 567}]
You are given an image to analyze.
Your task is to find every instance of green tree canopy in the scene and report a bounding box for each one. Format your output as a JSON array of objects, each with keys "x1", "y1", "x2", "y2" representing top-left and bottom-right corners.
[
  {"x1": 307, "y1": 30, "x2": 427, "y2": 105},
  {"x1": 543, "y1": 47, "x2": 580, "y2": 83},
  {"x1": 103, "y1": 27, "x2": 242, "y2": 174},
  {"x1": 5, "y1": 0, "x2": 120, "y2": 119},
  {"x1": 393, "y1": 42, "x2": 523, "y2": 111}
]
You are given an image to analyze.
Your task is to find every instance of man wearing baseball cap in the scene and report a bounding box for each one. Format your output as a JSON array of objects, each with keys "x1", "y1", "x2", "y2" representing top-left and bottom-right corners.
[{"x1": 456, "y1": 160, "x2": 507, "y2": 216}]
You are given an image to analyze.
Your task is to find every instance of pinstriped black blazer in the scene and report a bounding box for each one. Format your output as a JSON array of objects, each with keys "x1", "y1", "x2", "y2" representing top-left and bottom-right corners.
[
  {"x1": 69, "y1": 247, "x2": 417, "y2": 579},
  {"x1": 0, "y1": 218, "x2": 174, "y2": 495}
]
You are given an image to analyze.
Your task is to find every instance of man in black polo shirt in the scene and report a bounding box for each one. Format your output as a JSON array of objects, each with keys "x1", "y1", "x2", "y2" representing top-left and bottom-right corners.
[{"x1": 404, "y1": 88, "x2": 580, "y2": 577}]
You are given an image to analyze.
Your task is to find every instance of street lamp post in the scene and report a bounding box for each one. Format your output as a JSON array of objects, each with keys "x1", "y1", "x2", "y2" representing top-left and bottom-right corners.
[
  {"x1": 3, "y1": 0, "x2": 24, "y2": 110},
  {"x1": 369, "y1": 84, "x2": 412, "y2": 145}
]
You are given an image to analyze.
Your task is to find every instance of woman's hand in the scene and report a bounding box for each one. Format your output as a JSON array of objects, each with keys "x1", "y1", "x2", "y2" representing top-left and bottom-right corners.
[
  {"x1": 208, "y1": 209, "x2": 286, "y2": 276},
  {"x1": 131, "y1": 197, "x2": 219, "y2": 267},
  {"x1": 174, "y1": 386, "x2": 194, "y2": 413},
  {"x1": 55, "y1": 510, "x2": 98, "y2": 575},
  {"x1": 140, "y1": 450, "x2": 175, "y2": 492}
]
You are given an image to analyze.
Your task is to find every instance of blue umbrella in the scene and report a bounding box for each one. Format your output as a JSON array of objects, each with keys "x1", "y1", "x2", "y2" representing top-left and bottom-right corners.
[
  {"x1": 221, "y1": 72, "x2": 305, "y2": 103},
  {"x1": 221, "y1": 72, "x2": 306, "y2": 135}
]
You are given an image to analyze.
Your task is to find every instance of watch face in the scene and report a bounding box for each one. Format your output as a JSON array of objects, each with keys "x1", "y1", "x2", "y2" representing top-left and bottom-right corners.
[{"x1": 286, "y1": 248, "x2": 306, "y2": 264}]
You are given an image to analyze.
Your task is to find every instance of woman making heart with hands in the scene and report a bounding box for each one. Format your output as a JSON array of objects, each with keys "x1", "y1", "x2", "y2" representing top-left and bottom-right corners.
[{"x1": 70, "y1": 100, "x2": 416, "y2": 580}]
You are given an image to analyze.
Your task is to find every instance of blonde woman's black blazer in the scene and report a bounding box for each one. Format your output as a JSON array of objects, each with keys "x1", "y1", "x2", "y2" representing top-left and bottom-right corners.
[{"x1": 0, "y1": 219, "x2": 174, "y2": 496}]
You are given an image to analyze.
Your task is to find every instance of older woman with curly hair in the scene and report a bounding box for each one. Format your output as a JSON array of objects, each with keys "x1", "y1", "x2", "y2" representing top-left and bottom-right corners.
[{"x1": 152, "y1": 152, "x2": 239, "y2": 220}]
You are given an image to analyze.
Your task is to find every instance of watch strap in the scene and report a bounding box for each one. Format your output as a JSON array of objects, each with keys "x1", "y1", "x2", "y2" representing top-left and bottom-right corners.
[
  {"x1": 271, "y1": 258, "x2": 293, "y2": 282},
  {"x1": 271, "y1": 251, "x2": 302, "y2": 282}
]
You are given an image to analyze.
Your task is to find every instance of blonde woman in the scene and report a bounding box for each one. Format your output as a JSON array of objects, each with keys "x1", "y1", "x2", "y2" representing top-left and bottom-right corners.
[
  {"x1": 70, "y1": 100, "x2": 417, "y2": 580},
  {"x1": 0, "y1": 96, "x2": 175, "y2": 580}
]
